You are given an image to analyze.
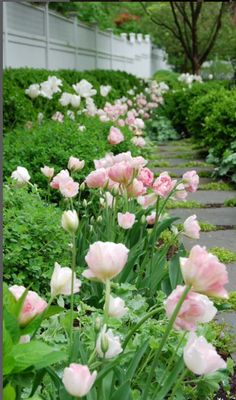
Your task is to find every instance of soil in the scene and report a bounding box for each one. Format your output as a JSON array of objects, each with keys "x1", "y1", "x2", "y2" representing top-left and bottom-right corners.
[{"x1": 214, "y1": 366, "x2": 236, "y2": 400}]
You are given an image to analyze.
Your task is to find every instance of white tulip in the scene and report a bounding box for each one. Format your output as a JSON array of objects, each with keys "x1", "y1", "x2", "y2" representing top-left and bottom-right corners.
[
  {"x1": 108, "y1": 295, "x2": 128, "y2": 318},
  {"x1": 50, "y1": 262, "x2": 81, "y2": 297},
  {"x1": 100, "y1": 85, "x2": 112, "y2": 97},
  {"x1": 96, "y1": 326, "x2": 123, "y2": 359},
  {"x1": 61, "y1": 210, "x2": 79, "y2": 233},
  {"x1": 25, "y1": 84, "x2": 40, "y2": 99},
  {"x1": 11, "y1": 166, "x2": 31, "y2": 185}
]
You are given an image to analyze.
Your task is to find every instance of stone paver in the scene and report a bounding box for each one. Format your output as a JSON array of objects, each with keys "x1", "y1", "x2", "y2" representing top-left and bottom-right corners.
[
  {"x1": 188, "y1": 190, "x2": 236, "y2": 205},
  {"x1": 150, "y1": 158, "x2": 206, "y2": 167},
  {"x1": 182, "y1": 230, "x2": 236, "y2": 252},
  {"x1": 215, "y1": 311, "x2": 236, "y2": 362},
  {"x1": 226, "y1": 263, "x2": 236, "y2": 292},
  {"x1": 153, "y1": 166, "x2": 214, "y2": 177},
  {"x1": 170, "y1": 207, "x2": 236, "y2": 226},
  {"x1": 155, "y1": 151, "x2": 200, "y2": 159}
]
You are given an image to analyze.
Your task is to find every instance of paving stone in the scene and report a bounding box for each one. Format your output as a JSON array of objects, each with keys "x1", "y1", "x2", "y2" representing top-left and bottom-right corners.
[
  {"x1": 169, "y1": 207, "x2": 236, "y2": 226},
  {"x1": 149, "y1": 159, "x2": 206, "y2": 167},
  {"x1": 215, "y1": 311, "x2": 236, "y2": 362},
  {"x1": 188, "y1": 190, "x2": 236, "y2": 205},
  {"x1": 182, "y1": 230, "x2": 236, "y2": 252},
  {"x1": 155, "y1": 151, "x2": 201, "y2": 159},
  {"x1": 152, "y1": 166, "x2": 215, "y2": 176},
  {"x1": 226, "y1": 263, "x2": 236, "y2": 292}
]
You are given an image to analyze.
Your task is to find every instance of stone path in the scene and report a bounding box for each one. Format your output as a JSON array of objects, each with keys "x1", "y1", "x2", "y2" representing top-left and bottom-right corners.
[{"x1": 149, "y1": 139, "x2": 236, "y2": 360}]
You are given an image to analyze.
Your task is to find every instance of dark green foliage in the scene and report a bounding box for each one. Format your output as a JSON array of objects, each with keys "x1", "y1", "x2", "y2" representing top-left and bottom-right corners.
[
  {"x1": 3, "y1": 68, "x2": 145, "y2": 132},
  {"x1": 3, "y1": 116, "x2": 140, "y2": 189},
  {"x1": 146, "y1": 113, "x2": 180, "y2": 142},
  {"x1": 3, "y1": 185, "x2": 69, "y2": 293}
]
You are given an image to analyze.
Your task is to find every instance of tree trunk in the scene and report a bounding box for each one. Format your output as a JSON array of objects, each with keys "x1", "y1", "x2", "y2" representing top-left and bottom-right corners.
[{"x1": 191, "y1": 57, "x2": 201, "y2": 75}]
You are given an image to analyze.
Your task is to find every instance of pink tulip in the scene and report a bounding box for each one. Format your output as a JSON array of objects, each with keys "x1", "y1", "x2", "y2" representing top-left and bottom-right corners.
[
  {"x1": 138, "y1": 167, "x2": 154, "y2": 187},
  {"x1": 113, "y1": 151, "x2": 133, "y2": 164},
  {"x1": 108, "y1": 295, "x2": 128, "y2": 318},
  {"x1": 165, "y1": 285, "x2": 217, "y2": 331},
  {"x1": 146, "y1": 211, "x2": 156, "y2": 225},
  {"x1": 126, "y1": 178, "x2": 146, "y2": 198},
  {"x1": 131, "y1": 136, "x2": 146, "y2": 148},
  {"x1": 184, "y1": 332, "x2": 226, "y2": 375},
  {"x1": 94, "y1": 153, "x2": 114, "y2": 169},
  {"x1": 183, "y1": 170, "x2": 199, "y2": 193},
  {"x1": 9, "y1": 285, "x2": 47, "y2": 327},
  {"x1": 83, "y1": 241, "x2": 129, "y2": 282},
  {"x1": 134, "y1": 118, "x2": 145, "y2": 129},
  {"x1": 41, "y1": 166, "x2": 54, "y2": 179},
  {"x1": 63, "y1": 364, "x2": 97, "y2": 397},
  {"x1": 59, "y1": 178, "x2": 79, "y2": 198},
  {"x1": 108, "y1": 162, "x2": 133, "y2": 184},
  {"x1": 85, "y1": 168, "x2": 108, "y2": 189},
  {"x1": 108, "y1": 126, "x2": 124, "y2": 145},
  {"x1": 137, "y1": 193, "x2": 157, "y2": 209},
  {"x1": 117, "y1": 119, "x2": 125, "y2": 127},
  {"x1": 50, "y1": 170, "x2": 70, "y2": 189},
  {"x1": 180, "y1": 245, "x2": 228, "y2": 298},
  {"x1": 68, "y1": 156, "x2": 85, "y2": 172},
  {"x1": 174, "y1": 183, "x2": 188, "y2": 200},
  {"x1": 118, "y1": 212, "x2": 136, "y2": 229},
  {"x1": 131, "y1": 156, "x2": 148, "y2": 169},
  {"x1": 153, "y1": 172, "x2": 176, "y2": 198},
  {"x1": 183, "y1": 215, "x2": 201, "y2": 239}
]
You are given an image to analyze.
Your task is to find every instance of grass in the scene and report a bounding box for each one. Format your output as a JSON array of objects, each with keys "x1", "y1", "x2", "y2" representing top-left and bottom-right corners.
[
  {"x1": 198, "y1": 182, "x2": 235, "y2": 191},
  {"x1": 177, "y1": 221, "x2": 217, "y2": 232},
  {"x1": 198, "y1": 170, "x2": 214, "y2": 178},
  {"x1": 214, "y1": 291, "x2": 236, "y2": 312},
  {"x1": 166, "y1": 200, "x2": 203, "y2": 209},
  {"x1": 149, "y1": 160, "x2": 171, "y2": 168},
  {"x1": 181, "y1": 161, "x2": 211, "y2": 168},
  {"x1": 209, "y1": 247, "x2": 236, "y2": 264},
  {"x1": 224, "y1": 198, "x2": 236, "y2": 207}
]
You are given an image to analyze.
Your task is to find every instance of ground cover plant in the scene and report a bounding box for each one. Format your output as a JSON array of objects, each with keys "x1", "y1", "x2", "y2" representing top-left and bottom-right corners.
[{"x1": 3, "y1": 71, "x2": 235, "y2": 400}]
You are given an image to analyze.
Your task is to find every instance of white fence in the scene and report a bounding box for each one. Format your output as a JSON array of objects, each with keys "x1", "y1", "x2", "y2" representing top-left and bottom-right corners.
[{"x1": 3, "y1": 2, "x2": 171, "y2": 78}]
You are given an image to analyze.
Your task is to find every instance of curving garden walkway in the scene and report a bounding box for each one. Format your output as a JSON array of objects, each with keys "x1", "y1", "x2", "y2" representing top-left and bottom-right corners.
[{"x1": 149, "y1": 139, "x2": 236, "y2": 361}]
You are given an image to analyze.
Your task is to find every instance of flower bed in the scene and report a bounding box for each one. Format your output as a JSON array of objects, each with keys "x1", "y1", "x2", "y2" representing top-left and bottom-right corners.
[{"x1": 3, "y1": 71, "x2": 234, "y2": 399}]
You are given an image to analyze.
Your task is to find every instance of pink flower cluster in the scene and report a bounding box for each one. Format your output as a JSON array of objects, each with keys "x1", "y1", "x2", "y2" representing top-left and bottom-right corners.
[{"x1": 50, "y1": 169, "x2": 79, "y2": 198}]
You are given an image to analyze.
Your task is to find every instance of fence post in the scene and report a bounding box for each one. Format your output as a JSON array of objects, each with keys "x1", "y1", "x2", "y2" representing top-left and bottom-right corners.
[
  {"x1": 3, "y1": 2, "x2": 8, "y2": 67},
  {"x1": 107, "y1": 28, "x2": 113, "y2": 70},
  {"x1": 45, "y1": 2, "x2": 49, "y2": 69}
]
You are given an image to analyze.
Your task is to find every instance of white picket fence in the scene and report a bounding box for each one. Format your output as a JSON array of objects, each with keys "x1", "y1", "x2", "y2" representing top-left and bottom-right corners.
[{"x1": 3, "y1": 2, "x2": 172, "y2": 78}]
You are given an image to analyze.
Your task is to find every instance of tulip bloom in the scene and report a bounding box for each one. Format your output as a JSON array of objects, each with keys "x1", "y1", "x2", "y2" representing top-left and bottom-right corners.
[
  {"x1": 108, "y1": 161, "x2": 133, "y2": 184},
  {"x1": 68, "y1": 156, "x2": 85, "y2": 172},
  {"x1": 153, "y1": 172, "x2": 176, "y2": 198},
  {"x1": 41, "y1": 166, "x2": 54, "y2": 179},
  {"x1": 183, "y1": 215, "x2": 200, "y2": 239},
  {"x1": 108, "y1": 295, "x2": 128, "y2": 318},
  {"x1": 11, "y1": 166, "x2": 31, "y2": 185},
  {"x1": 183, "y1": 170, "x2": 199, "y2": 193},
  {"x1": 137, "y1": 193, "x2": 157, "y2": 209},
  {"x1": 59, "y1": 179, "x2": 79, "y2": 198},
  {"x1": 61, "y1": 210, "x2": 79, "y2": 234},
  {"x1": 165, "y1": 285, "x2": 217, "y2": 331},
  {"x1": 9, "y1": 285, "x2": 47, "y2": 327},
  {"x1": 108, "y1": 126, "x2": 124, "y2": 145},
  {"x1": 126, "y1": 179, "x2": 146, "y2": 198},
  {"x1": 96, "y1": 326, "x2": 123, "y2": 359},
  {"x1": 138, "y1": 167, "x2": 154, "y2": 187},
  {"x1": 180, "y1": 245, "x2": 228, "y2": 298},
  {"x1": 63, "y1": 364, "x2": 97, "y2": 397},
  {"x1": 146, "y1": 211, "x2": 156, "y2": 225},
  {"x1": 83, "y1": 241, "x2": 129, "y2": 282},
  {"x1": 50, "y1": 170, "x2": 70, "y2": 189},
  {"x1": 85, "y1": 168, "x2": 108, "y2": 189},
  {"x1": 184, "y1": 333, "x2": 226, "y2": 375},
  {"x1": 50, "y1": 262, "x2": 81, "y2": 297},
  {"x1": 117, "y1": 212, "x2": 136, "y2": 229}
]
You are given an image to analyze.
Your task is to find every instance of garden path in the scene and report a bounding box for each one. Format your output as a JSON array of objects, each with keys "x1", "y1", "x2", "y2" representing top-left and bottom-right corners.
[{"x1": 149, "y1": 139, "x2": 236, "y2": 361}]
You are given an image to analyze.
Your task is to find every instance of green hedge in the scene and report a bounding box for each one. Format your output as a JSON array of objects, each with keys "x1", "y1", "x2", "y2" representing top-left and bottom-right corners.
[
  {"x1": 3, "y1": 185, "x2": 69, "y2": 294},
  {"x1": 3, "y1": 115, "x2": 141, "y2": 191},
  {"x1": 3, "y1": 68, "x2": 145, "y2": 132},
  {"x1": 153, "y1": 70, "x2": 183, "y2": 90}
]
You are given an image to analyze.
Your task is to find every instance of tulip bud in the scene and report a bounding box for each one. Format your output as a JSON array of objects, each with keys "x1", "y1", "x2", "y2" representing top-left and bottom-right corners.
[
  {"x1": 89, "y1": 225, "x2": 93, "y2": 233},
  {"x1": 141, "y1": 215, "x2": 146, "y2": 224},
  {"x1": 101, "y1": 332, "x2": 109, "y2": 354},
  {"x1": 90, "y1": 216, "x2": 95, "y2": 224},
  {"x1": 83, "y1": 199, "x2": 88, "y2": 207},
  {"x1": 97, "y1": 216, "x2": 103, "y2": 223},
  {"x1": 80, "y1": 182, "x2": 85, "y2": 191},
  {"x1": 61, "y1": 210, "x2": 79, "y2": 234},
  {"x1": 94, "y1": 317, "x2": 102, "y2": 333}
]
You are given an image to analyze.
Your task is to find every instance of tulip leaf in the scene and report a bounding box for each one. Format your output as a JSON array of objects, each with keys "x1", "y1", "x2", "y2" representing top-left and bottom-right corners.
[
  {"x1": 155, "y1": 217, "x2": 179, "y2": 239},
  {"x1": 3, "y1": 384, "x2": 16, "y2": 400},
  {"x1": 126, "y1": 340, "x2": 149, "y2": 380},
  {"x1": 29, "y1": 368, "x2": 47, "y2": 397},
  {"x1": 155, "y1": 357, "x2": 185, "y2": 399},
  {"x1": 11, "y1": 341, "x2": 66, "y2": 373},
  {"x1": 4, "y1": 309, "x2": 21, "y2": 344},
  {"x1": 168, "y1": 245, "x2": 186, "y2": 290},
  {"x1": 110, "y1": 380, "x2": 132, "y2": 400}
]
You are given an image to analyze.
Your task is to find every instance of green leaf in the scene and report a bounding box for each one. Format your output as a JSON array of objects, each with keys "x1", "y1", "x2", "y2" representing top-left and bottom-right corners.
[
  {"x1": 3, "y1": 309, "x2": 20, "y2": 344},
  {"x1": 155, "y1": 357, "x2": 185, "y2": 400},
  {"x1": 3, "y1": 384, "x2": 16, "y2": 400},
  {"x1": 110, "y1": 380, "x2": 131, "y2": 400},
  {"x1": 168, "y1": 246, "x2": 185, "y2": 290},
  {"x1": 11, "y1": 341, "x2": 66, "y2": 373},
  {"x1": 20, "y1": 305, "x2": 64, "y2": 335},
  {"x1": 126, "y1": 341, "x2": 149, "y2": 380},
  {"x1": 29, "y1": 369, "x2": 47, "y2": 397},
  {"x1": 155, "y1": 217, "x2": 179, "y2": 239}
]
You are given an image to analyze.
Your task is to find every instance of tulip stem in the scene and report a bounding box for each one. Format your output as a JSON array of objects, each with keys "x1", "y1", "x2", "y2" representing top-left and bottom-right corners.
[
  {"x1": 168, "y1": 368, "x2": 188, "y2": 400},
  {"x1": 69, "y1": 233, "x2": 77, "y2": 347},
  {"x1": 104, "y1": 279, "x2": 111, "y2": 324},
  {"x1": 123, "y1": 307, "x2": 162, "y2": 350},
  {"x1": 142, "y1": 285, "x2": 191, "y2": 400}
]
